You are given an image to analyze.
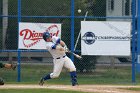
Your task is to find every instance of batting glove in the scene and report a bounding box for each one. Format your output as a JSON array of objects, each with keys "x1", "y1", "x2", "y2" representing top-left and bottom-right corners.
[{"x1": 64, "y1": 45, "x2": 69, "y2": 52}]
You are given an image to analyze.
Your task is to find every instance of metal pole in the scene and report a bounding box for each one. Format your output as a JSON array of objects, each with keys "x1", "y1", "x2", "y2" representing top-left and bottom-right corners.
[
  {"x1": 74, "y1": 11, "x2": 88, "y2": 51},
  {"x1": 17, "y1": 0, "x2": 21, "y2": 82},
  {"x1": 70, "y1": 0, "x2": 75, "y2": 61},
  {"x1": 131, "y1": 0, "x2": 136, "y2": 83},
  {"x1": 135, "y1": 0, "x2": 140, "y2": 75}
]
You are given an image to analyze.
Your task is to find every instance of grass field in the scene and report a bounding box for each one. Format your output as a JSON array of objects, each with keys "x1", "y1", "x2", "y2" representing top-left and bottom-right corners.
[
  {"x1": 0, "y1": 89, "x2": 88, "y2": 93},
  {"x1": 1, "y1": 64, "x2": 140, "y2": 85},
  {"x1": 125, "y1": 87, "x2": 140, "y2": 91},
  {"x1": 0, "y1": 64, "x2": 140, "y2": 93}
]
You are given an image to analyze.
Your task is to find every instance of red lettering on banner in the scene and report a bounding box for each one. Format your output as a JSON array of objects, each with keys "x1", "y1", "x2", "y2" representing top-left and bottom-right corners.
[
  {"x1": 46, "y1": 24, "x2": 59, "y2": 37},
  {"x1": 49, "y1": 30, "x2": 59, "y2": 37},
  {"x1": 20, "y1": 29, "x2": 43, "y2": 40},
  {"x1": 20, "y1": 24, "x2": 60, "y2": 48}
]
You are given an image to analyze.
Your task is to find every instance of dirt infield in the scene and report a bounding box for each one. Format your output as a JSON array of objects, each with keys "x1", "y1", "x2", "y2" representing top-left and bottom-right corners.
[{"x1": 0, "y1": 84, "x2": 140, "y2": 93}]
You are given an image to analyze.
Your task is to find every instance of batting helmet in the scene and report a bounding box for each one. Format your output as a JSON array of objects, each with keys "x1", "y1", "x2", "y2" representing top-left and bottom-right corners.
[{"x1": 43, "y1": 32, "x2": 50, "y2": 41}]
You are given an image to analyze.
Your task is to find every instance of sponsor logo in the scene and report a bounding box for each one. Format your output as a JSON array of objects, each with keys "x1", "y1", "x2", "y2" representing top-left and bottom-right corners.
[
  {"x1": 20, "y1": 24, "x2": 59, "y2": 48},
  {"x1": 82, "y1": 32, "x2": 96, "y2": 45},
  {"x1": 82, "y1": 32, "x2": 131, "y2": 45}
]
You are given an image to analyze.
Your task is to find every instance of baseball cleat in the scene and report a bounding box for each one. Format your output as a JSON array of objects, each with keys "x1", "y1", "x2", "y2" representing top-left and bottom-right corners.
[
  {"x1": 72, "y1": 82, "x2": 79, "y2": 86},
  {"x1": 71, "y1": 79, "x2": 79, "y2": 86},
  {"x1": 39, "y1": 78, "x2": 44, "y2": 86}
]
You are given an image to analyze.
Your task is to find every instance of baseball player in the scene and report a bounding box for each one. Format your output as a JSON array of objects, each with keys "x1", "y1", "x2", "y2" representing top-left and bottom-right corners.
[
  {"x1": 39, "y1": 31, "x2": 78, "y2": 86},
  {"x1": 0, "y1": 62, "x2": 17, "y2": 85}
]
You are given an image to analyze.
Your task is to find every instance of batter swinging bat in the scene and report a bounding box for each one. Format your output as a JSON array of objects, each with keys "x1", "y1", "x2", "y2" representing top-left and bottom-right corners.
[
  {"x1": 68, "y1": 51, "x2": 82, "y2": 59},
  {"x1": 63, "y1": 45, "x2": 82, "y2": 59}
]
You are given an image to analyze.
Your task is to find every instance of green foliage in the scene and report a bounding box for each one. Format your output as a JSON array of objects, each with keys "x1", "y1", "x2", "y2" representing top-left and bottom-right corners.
[
  {"x1": 0, "y1": 0, "x2": 2, "y2": 14},
  {"x1": 0, "y1": 28, "x2": 2, "y2": 49},
  {"x1": 0, "y1": 2, "x2": 2, "y2": 49},
  {"x1": 8, "y1": 0, "x2": 18, "y2": 15},
  {"x1": 75, "y1": 55, "x2": 97, "y2": 72},
  {"x1": 93, "y1": 0, "x2": 106, "y2": 16},
  {"x1": 20, "y1": 0, "x2": 71, "y2": 16}
]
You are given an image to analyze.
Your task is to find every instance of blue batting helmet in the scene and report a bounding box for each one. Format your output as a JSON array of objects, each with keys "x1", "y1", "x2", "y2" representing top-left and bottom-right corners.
[{"x1": 43, "y1": 32, "x2": 50, "y2": 41}]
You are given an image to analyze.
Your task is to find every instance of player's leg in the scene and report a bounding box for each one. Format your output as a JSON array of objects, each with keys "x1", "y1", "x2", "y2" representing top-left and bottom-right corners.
[
  {"x1": 39, "y1": 59, "x2": 64, "y2": 85},
  {"x1": 64, "y1": 56, "x2": 78, "y2": 86},
  {"x1": 70, "y1": 71, "x2": 78, "y2": 86}
]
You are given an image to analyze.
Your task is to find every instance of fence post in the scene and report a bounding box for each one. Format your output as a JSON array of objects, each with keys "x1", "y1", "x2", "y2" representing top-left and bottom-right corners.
[
  {"x1": 17, "y1": 0, "x2": 21, "y2": 82},
  {"x1": 70, "y1": 0, "x2": 74, "y2": 61},
  {"x1": 136, "y1": 0, "x2": 140, "y2": 73},
  {"x1": 131, "y1": 0, "x2": 136, "y2": 83}
]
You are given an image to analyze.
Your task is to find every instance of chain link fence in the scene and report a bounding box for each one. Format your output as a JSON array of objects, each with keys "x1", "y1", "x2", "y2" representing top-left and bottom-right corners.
[{"x1": 0, "y1": 0, "x2": 139, "y2": 85}]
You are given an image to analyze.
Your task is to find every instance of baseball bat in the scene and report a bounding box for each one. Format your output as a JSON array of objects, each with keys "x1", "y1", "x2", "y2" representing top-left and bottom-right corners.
[
  {"x1": 68, "y1": 51, "x2": 82, "y2": 59},
  {"x1": 63, "y1": 45, "x2": 82, "y2": 59}
]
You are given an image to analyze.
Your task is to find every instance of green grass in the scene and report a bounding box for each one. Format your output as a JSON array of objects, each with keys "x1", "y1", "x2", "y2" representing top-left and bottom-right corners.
[
  {"x1": 0, "y1": 64, "x2": 140, "y2": 85},
  {"x1": 0, "y1": 64, "x2": 140, "y2": 93},
  {"x1": 120, "y1": 87, "x2": 140, "y2": 91},
  {"x1": 0, "y1": 89, "x2": 90, "y2": 93}
]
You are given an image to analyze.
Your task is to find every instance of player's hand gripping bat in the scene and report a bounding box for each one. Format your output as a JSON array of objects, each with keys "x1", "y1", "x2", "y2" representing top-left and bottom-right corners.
[
  {"x1": 68, "y1": 50, "x2": 82, "y2": 60},
  {"x1": 63, "y1": 45, "x2": 82, "y2": 59}
]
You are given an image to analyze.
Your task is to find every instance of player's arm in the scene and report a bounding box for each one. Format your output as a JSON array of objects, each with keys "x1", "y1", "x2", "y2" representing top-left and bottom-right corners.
[
  {"x1": 51, "y1": 42, "x2": 67, "y2": 52},
  {"x1": 55, "y1": 45, "x2": 65, "y2": 51},
  {"x1": 60, "y1": 40, "x2": 66, "y2": 47},
  {"x1": 50, "y1": 41, "x2": 65, "y2": 51},
  {"x1": 52, "y1": 36, "x2": 66, "y2": 47},
  {"x1": 50, "y1": 44, "x2": 64, "y2": 51},
  {"x1": 60, "y1": 40, "x2": 69, "y2": 52},
  {"x1": 52, "y1": 36, "x2": 68, "y2": 51}
]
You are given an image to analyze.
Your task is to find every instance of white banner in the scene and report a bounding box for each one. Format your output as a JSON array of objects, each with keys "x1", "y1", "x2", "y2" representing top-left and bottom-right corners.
[
  {"x1": 18, "y1": 22, "x2": 61, "y2": 49},
  {"x1": 81, "y1": 21, "x2": 131, "y2": 56}
]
